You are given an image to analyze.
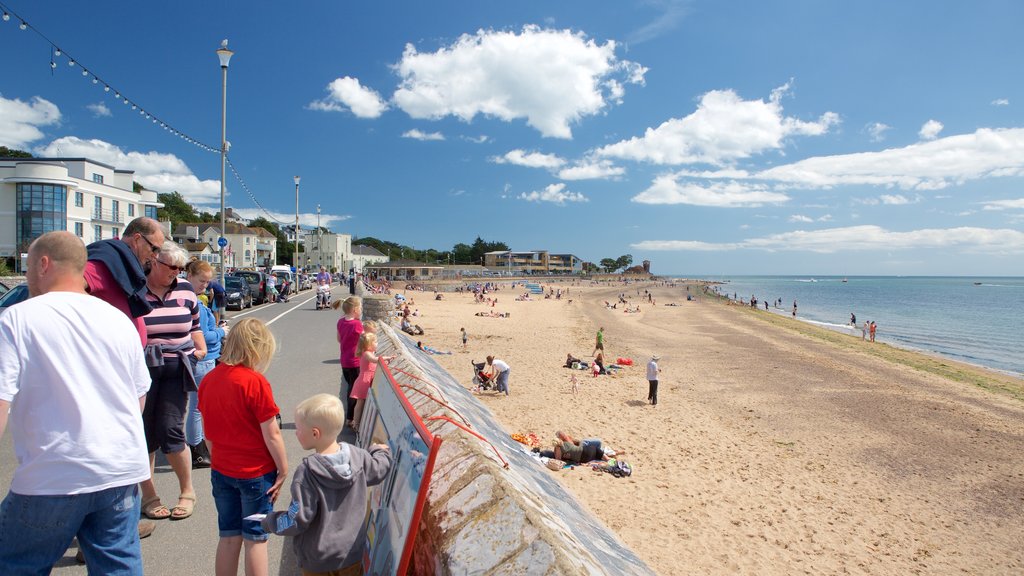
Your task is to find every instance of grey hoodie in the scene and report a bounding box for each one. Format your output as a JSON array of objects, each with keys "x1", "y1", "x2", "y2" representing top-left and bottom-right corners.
[{"x1": 262, "y1": 443, "x2": 392, "y2": 572}]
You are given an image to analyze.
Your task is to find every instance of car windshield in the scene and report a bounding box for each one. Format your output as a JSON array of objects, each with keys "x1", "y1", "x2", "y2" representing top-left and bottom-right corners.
[
  {"x1": 0, "y1": 284, "x2": 30, "y2": 308},
  {"x1": 236, "y1": 272, "x2": 258, "y2": 282},
  {"x1": 225, "y1": 278, "x2": 245, "y2": 289}
]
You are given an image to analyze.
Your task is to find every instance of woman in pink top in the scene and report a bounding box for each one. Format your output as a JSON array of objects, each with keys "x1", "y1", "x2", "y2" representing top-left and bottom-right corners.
[{"x1": 332, "y1": 296, "x2": 363, "y2": 426}]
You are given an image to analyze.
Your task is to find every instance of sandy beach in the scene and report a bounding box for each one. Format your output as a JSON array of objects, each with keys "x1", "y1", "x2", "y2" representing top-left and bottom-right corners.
[{"x1": 395, "y1": 280, "x2": 1023, "y2": 575}]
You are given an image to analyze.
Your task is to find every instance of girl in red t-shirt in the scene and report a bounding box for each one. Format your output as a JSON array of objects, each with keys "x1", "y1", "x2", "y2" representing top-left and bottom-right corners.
[{"x1": 198, "y1": 318, "x2": 288, "y2": 576}]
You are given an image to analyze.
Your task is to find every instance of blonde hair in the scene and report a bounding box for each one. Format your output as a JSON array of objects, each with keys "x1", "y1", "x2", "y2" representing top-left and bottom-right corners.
[
  {"x1": 295, "y1": 394, "x2": 345, "y2": 437},
  {"x1": 362, "y1": 319, "x2": 378, "y2": 333},
  {"x1": 220, "y1": 317, "x2": 277, "y2": 373},
  {"x1": 356, "y1": 331, "x2": 378, "y2": 356},
  {"x1": 340, "y1": 296, "x2": 362, "y2": 314}
]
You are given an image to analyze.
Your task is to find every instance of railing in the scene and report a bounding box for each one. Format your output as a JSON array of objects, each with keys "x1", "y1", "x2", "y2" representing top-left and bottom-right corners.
[{"x1": 91, "y1": 208, "x2": 124, "y2": 223}]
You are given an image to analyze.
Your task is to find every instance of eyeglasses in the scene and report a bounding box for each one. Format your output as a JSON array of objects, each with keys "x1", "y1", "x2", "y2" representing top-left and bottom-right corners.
[
  {"x1": 139, "y1": 234, "x2": 161, "y2": 254},
  {"x1": 156, "y1": 260, "x2": 183, "y2": 272}
]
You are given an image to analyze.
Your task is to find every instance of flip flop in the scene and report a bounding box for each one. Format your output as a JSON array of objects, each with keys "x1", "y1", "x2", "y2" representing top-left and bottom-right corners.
[
  {"x1": 142, "y1": 496, "x2": 170, "y2": 520},
  {"x1": 170, "y1": 494, "x2": 196, "y2": 520}
]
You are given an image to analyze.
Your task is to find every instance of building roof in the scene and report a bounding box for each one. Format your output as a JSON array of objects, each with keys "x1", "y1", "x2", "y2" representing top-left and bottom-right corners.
[
  {"x1": 174, "y1": 222, "x2": 267, "y2": 237},
  {"x1": 365, "y1": 259, "x2": 442, "y2": 269},
  {"x1": 352, "y1": 244, "x2": 386, "y2": 257},
  {"x1": 183, "y1": 241, "x2": 212, "y2": 252}
]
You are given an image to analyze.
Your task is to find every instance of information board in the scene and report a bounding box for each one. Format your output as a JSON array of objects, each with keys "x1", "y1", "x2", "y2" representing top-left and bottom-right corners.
[{"x1": 356, "y1": 362, "x2": 441, "y2": 575}]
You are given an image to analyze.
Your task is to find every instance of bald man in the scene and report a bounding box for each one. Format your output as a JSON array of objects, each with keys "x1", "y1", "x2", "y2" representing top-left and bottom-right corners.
[{"x1": 0, "y1": 231, "x2": 151, "y2": 575}]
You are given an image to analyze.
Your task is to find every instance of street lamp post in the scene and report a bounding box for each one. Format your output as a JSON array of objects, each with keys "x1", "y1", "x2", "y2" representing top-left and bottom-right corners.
[
  {"x1": 293, "y1": 176, "x2": 300, "y2": 273},
  {"x1": 316, "y1": 204, "x2": 321, "y2": 267},
  {"x1": 216, "y1": 40, "x2": 233, "y2": 289}
]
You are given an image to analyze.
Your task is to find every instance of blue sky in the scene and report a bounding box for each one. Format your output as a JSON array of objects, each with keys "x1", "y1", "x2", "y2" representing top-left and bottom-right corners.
[{"x1": 2, "y1": 0, "x2": 1023, "y2": 276}]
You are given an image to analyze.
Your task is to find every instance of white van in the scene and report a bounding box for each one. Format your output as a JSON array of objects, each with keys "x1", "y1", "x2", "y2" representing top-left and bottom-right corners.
[{"x1": 269, "y1": 265, "x2": 294, "y2": 294}]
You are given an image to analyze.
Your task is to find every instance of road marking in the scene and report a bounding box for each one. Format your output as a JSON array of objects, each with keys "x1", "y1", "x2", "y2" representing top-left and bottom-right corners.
[{"x1": 225, "y1": 286, "x2": 342, "y2": 324}]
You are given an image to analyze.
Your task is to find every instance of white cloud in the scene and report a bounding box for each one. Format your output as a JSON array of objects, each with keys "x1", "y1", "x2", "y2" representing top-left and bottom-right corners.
[
  {"x1": 492, "y1": 149, "x2": 565, "y2": 169},
  {"x1": 919, "y1": 119, "x2": 944, "y2": 140},
  {"x1": 628, "y1": 0, "x2": 691, "y2": 44},
  {"x1": 392, "y1": 25, "x2": 647, "y2": 139},
  {"x1": 633, "y1": 225, "x2": 1024, "y2": 254},
  {"x1": 86, "y1": 102, "x2": 112, "y2": 118},
  {"x1": 402, "y1": 129, "x2": 445, "y2": 141},
  {"x1": 753, "y1": 128, "x2": 1024, "y2": 191},
  {"x1": 789, "y1": 214, "x2": 814, "y2": 223},
  {"x1": 0, "y1": 94, "x2": 61, "y2": 149},
  {"x1": 981, "y1": 198, "x2": 1024, "y2": 210},
  {"x1": 867, "y1": 122, "x2": 890, "y2": 142},
  {"x1": 558, "y1": 159, "x2": 625, "y2": 180},
  {"x1": 518, "y1": 183, "x2": 588, "y2": 205},
  {"x1": 596, "y1": 82, "x2": 839, "y2": 166},
  {"x1": 879, "y1": 194, "x2": 919, "y2": 205},
  {"x1": 632, "y1": 176, "x2": 790, "y2": 207},
  {"x1": 992, "y1": 98, "x2": 1010, "y2": 106},
  {"x1": 35, "y1": 136, "x2": 221, "y2": 204},
  {"x1": 309, "y1": 77, "x2": 388, "y2": 118},
  {"x1": 226, "y1": 208, "x2": 349, "y2": 229},
  {"x1": 462, "y1": 135, "x2": 490, "y2": 144}
]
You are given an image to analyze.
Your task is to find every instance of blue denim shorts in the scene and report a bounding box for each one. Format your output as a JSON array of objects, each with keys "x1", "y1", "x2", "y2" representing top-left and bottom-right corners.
[{"x1": 210, "y1": 469, "x2": 277, "y2": 541}]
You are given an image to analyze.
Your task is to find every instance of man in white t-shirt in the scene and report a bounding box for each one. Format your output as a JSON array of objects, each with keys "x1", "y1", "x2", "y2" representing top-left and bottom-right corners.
[
  {"x1": 0, "y1": 231, "x2": 151, "y2": 575},
  {"x1": 646, "y1": 355, "x2": 662, "y2": 406},
  {"x1": 486, "y1": 355, "x2": 511, "y2": 396}
]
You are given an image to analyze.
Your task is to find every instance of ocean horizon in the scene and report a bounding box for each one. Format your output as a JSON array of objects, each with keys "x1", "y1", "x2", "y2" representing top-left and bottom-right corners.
[{"x1": 686, "y1": 275, "x2": 1024, "y2": 378}]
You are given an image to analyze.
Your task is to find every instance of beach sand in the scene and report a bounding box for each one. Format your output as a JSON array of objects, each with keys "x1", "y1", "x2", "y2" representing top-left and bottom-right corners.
[{"x1": 396, "y1": 281, "x2": 1023, "y2": 575}]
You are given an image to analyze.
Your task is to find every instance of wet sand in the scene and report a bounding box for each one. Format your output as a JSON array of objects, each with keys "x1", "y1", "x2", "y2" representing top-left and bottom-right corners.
[{"x1": 400, "y1": 281, "x2": 1024, "y2": 575}]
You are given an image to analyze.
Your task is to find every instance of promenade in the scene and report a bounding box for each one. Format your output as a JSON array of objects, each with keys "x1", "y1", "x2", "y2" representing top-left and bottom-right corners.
[{"x1": 0, "y1": 285, "x2": 351, "y2": 575}]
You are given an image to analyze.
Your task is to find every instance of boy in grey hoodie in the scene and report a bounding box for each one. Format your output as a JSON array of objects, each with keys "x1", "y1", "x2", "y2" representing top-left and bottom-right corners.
[{"x1": 263, "y1": 394, "x2": 392, "y2": 575}]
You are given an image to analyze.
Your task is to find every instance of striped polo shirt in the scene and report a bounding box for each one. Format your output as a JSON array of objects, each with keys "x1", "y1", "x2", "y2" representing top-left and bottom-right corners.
[{"x1": 144, "y1": 279, "x2": 200, "y2": 357}]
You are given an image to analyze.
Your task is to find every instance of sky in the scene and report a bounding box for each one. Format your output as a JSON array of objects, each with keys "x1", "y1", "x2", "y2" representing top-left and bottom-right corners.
[{"x1": 1, "y1": 0, "x2": 1023, "y2": 276}]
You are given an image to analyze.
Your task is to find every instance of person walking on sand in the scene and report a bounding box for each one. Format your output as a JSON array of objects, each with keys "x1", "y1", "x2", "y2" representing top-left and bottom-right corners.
[
  {"x1": 461, "y1": 327, "x2": 468, "y2": 350},
  {"x1": 0, "y1": 232, "x2": 151, "y2": 574},
  {"x1": 592, "y1": 327, "x2": 605, "y2": 356},
  {"x1": 647, "y1": 355, "x2": 662, "y2": 406}
]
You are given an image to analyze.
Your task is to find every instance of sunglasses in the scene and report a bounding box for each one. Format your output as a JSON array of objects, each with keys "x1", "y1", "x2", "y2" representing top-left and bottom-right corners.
[
  {"x1": 156, "y1": 260, "x2": 183, "y2": 272},
  {"x1": 140, "y1": 234, "x2": 161, "y2": 254}
]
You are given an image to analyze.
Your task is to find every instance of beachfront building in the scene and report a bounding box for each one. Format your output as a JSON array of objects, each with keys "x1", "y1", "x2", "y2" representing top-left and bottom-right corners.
[
  {"x1": 0, "y1": 157, "x2": 163, "y2": 271},
  {"x1": 483, "y1": 250, "x2": 582, "y2": 275},
  {"x1": 174, "y1": 222, "x2": 278, "y2": 269},
  {"x1": 351, "y1": 244, "x2": 388, "y2": 273},
  {"x1": 364, "y1": 259, "x2": 444, "y2": 281},
  {"x1": 299, "y1": 231, "x2": 353, "y2": 273}
]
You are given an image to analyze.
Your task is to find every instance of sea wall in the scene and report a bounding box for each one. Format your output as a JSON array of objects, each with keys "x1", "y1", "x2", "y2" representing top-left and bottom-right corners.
[{"x1": 361, "y1": 292, "x2": 655, "y2": 575}]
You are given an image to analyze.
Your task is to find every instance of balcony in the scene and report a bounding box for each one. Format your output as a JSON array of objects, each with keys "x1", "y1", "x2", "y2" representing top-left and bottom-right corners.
[
  {"x1": 256, "y1": 242, "x2": 274, "y2": 251},
  {"x1": 92, "y1": 208, "x2": 124, "y2": 224}
]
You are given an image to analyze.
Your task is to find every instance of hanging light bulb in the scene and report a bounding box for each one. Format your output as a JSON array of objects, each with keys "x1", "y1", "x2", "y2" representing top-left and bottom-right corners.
[
  {"x1": 50, "y1": 61, "x2": 57, "y2": 69},
  {"x1": 82, "y1": 69, "x2": 88, "y2": 76},
  {"x1": 92, "y1": 77, "x2": 98, "y2": 84},
  {"x1": 20, "y1": 21, "x2": 27, "y2": 30},
  {"x1": 68, "y1": 60, "x2": 75, "y2": 67},
  {"x1": 131, "y1": 104, "x2": 137, "y2": 110},
  {"x1": 114, "y1": 92, "x2": 120, "y2": 99},
  {"x1": 2, "y1": 12, "x2": 10, "y2": 21},
  {"x1": 103, "y1": 85, "x2": 110, "y2": 92},
  {"x1": 55, "y1": 48, "x2": 61, "y2": 56}
]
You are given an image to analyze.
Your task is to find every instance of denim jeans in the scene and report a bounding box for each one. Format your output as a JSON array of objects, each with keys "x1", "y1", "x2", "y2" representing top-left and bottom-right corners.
[
  {"x1": 0, "y1": 484, "x2": 142, "y2": 575},
  {"x1": 211, "y1": 469, "x2": 276, "y2": 541},
  {"x1": 496, "y1": 369, "x2": 510, "y2": 395},
  {"x1": 186, "y1": 358, "x2": 216, "y2": 445}
]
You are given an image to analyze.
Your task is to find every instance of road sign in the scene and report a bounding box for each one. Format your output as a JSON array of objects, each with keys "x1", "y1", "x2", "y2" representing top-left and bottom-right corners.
[{"x1": 218, "y1": 237, "x2": 227, "y2": 248}]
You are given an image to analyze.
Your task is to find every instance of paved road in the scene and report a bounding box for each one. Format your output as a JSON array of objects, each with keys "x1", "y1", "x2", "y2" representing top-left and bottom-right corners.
[{"x1": 0, "y1": 284, "x2": 356, "y2": 575}]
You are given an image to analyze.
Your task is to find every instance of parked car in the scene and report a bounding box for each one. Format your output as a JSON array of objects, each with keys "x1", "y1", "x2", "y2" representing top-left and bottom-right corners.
[
  {"x1": 223, "y1": 276, "x2": 253, "y2": 310},
  {"x1": 232, "y1": 270, "x2": 268, "y2": 304},
  {"x1": 0, "y1": 283, "x2": 30, "y2": 314}
]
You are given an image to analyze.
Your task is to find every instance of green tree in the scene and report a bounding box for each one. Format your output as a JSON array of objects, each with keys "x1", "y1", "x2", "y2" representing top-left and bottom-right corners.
[
  {"x1": 157, "y1": 191, "x2": 199, "y2": 231},
  {"x1": 249, "y1": 217, "x2": 292, "y2": 265},
  {"x1": 582, "y1": 261, "x2": 599, "y2": 273},
  {"x1": 600, "y1": 257, "x2": 618, "y2": 272},
  {"x1": 0, "y1": 146, "x2": 32, "y2": 158},
  {"x1": 615, "y1": 254, "x2": 634, "y2": 271},
  {"x1": 452, "y1": 243, "x2": 472, "y2": 264}
]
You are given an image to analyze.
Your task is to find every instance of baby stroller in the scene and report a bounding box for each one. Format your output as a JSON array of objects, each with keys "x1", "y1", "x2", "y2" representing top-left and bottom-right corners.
[
  {"x1": 315, "y1": 283, "x2": 331, "y2": 310},
  {"x1": 471, "y1": 360, "x2": 495, "y2": 392}
]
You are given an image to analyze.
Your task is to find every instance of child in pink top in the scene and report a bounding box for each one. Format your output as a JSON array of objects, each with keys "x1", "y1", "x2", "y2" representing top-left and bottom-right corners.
[{"x1": 350, "y1": 333, "x2": 393, "y2": 430}]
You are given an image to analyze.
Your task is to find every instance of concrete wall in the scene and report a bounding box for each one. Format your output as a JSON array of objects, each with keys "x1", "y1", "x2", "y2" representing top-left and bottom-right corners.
[{"x1": 361, "y1": 293, "x2": 655, "y2": 575}]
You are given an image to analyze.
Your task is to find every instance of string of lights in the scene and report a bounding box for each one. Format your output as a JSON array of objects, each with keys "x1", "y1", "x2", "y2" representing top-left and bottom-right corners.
[{"x1": 1, "y1": 1, "x2": 285, "y2": 225}]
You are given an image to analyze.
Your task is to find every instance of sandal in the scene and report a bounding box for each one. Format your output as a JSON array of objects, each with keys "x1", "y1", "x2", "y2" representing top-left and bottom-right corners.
[
  {"x1": 142, "y1": 496, "x2": 170, "y2": 520},
  {"x1": 170, "y1": 494, "x2": 196, "y2": 520}
]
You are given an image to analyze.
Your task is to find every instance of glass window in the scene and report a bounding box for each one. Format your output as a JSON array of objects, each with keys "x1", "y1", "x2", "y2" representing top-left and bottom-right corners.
[
  {"x1": 75, "y1": 222, "x2": 83, "y2": 237},
  {"x1": 128, "y1": 204, "x2": 135, "y2": 217},
  {"x1": 112, "y1": 227, "x2": 119, "y2": 239},
  {"x1": 111, "y1": 200, "x2": 120, "y2": 223},
  {"x1": 94, "y1": 225, "x2": 102, "y2": 241},
  {"x1": 94, "y1": 196, "x2": 102, "y2": 219},
  {"x1": 92, "y1": 173, "x2": 104, "y2": 184},
  {"x1": 144, "y1": 205, "x2": 158, "y2": 219},
  {"x1": 15, "y1": 183, "x2": 67, "y2": 254},
  {"x1": 75, "y1": 191, "x2": 84, "y2": 207}
]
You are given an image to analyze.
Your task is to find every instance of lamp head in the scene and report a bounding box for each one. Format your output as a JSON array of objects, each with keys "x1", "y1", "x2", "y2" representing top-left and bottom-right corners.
[
  {"x1": 294, "y1": 176, "x2": 301, "y2": 186},
  {"x1": 216, "y1": 40, "x2": 234, "y2": 67}
]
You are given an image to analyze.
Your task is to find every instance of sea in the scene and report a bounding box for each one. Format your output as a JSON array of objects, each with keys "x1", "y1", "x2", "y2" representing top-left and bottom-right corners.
[{"x1": 697, "y1": 276, "x2": 1024, "y2": 378}]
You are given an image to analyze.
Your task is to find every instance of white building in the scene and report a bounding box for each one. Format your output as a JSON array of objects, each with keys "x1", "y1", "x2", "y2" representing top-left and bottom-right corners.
[
  {"x1": 351, "y1": 244, "x2": 388, "y2": 273},
  {"x1": 0, "y1": 157, "x2": 163, "y2": 271},
  {"x1": 299, "y1": 230, "x2": 353, "y2": 273}
]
